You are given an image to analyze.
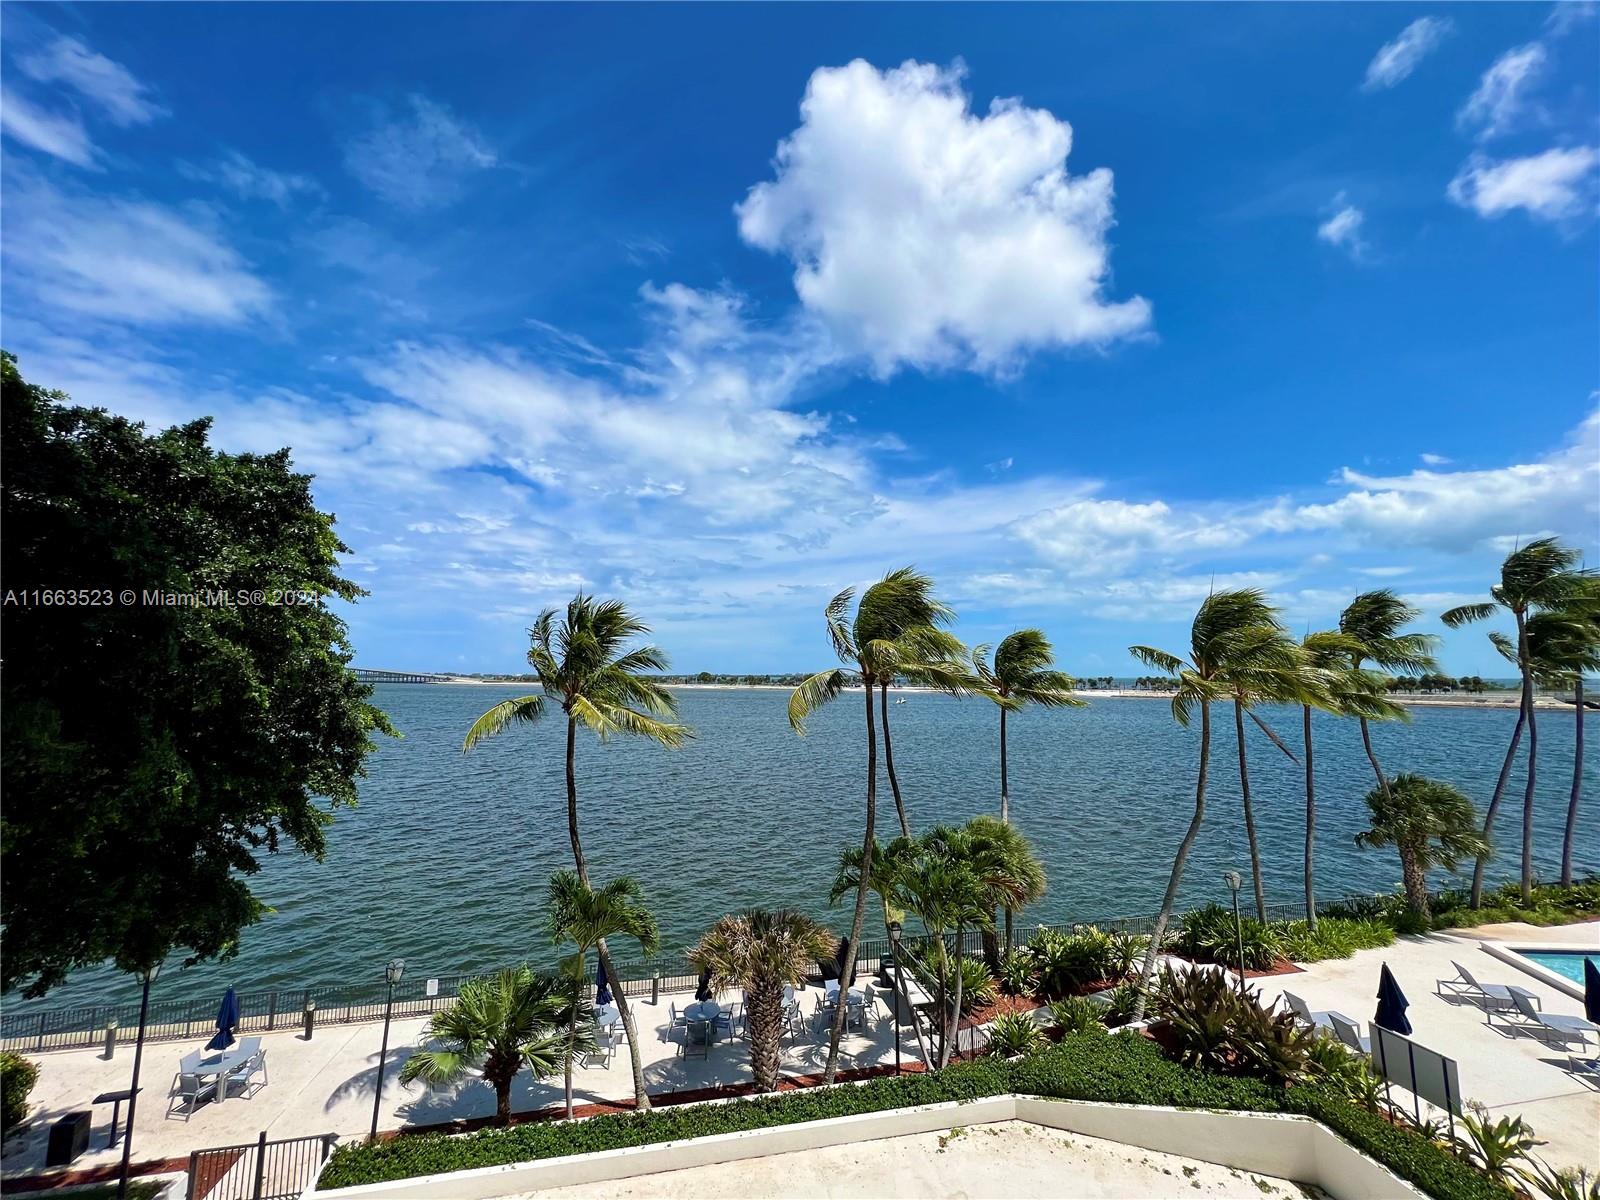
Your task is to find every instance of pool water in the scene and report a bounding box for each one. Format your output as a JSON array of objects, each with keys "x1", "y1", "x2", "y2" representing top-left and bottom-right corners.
[{"x1": 1519, "y1": 950, "x2": 1600, "y2": 985}]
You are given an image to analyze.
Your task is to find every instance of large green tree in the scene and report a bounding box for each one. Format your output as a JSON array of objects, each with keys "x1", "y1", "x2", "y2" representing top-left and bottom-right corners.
[
  {"x1": 1354, "y1": 774, "x2": 1488, "y2": 919},
  {"x1": 464, "y1": 595, "x2": 689, "y2": 1112},
  {"x1": 1, "y1": 352, "x2": 393, "y2": 997},
  {"x1": 1524, "y1": 604, "x2": 1600, "y2": 886},
  {"x1": 970, "y1": 630, "x2": 1084, "y2": 825},
  {"x1": 1338, "y1": 591, "x2": 1440, "y2": 796}
]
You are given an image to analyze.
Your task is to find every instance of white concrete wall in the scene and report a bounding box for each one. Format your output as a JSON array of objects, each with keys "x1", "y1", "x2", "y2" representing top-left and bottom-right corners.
[{"x1": 311, "y1": 1094, "x2": 1425, "y2": 1200}]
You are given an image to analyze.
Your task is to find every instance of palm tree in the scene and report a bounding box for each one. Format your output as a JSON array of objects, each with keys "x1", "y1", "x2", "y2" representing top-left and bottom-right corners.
[
  {"x1": 1353, "y1": 774, "x2": 1489, "y2": 919},
  {"x1": 788, "y1": 567, "x2": 957, "y2": 1084},
  {"x1": 1126, "y1": 589, "x2": 1290, "y2": 1020},
  {"x1": 399, "y1": 966, "x2": 575, "y2": 1126},
  {"x1": 939, "y1": 814, "x2": 1045, "y2": 965},
  {"x1": 1338, "y1": 591, "x2": 1440, "y2": 796},
  {"x1": 970, "y1": 630, "x2": 1084, "y2": 824},
  {"x1": 1295, "y1": 630, "x2": 1403, "y2": 929},
  {"x1": 689, "y1": 910, "x2": 836, "y2": 1093},
  {"x1": 543, "y1": 871, "x2": 660, "y2": 1119},
  {"x1": 464, "y1": 594, "x2": 691, "y2": 1110},
  {"x1": 1524, "y1": 604, "x2": 1600, "y2": 886},
  {"x1": 1444, "y1": 540, "x2": 1594, "y2": 905},
  {"x1": 895, "y1": 850, "x2": 993, "y2": 1068}
]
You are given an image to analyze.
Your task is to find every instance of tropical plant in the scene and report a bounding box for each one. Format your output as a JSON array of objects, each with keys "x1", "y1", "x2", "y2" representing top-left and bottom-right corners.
[
  {"x1": 954, "y1": 955, "x2": 998, "y2": 1014},
  {"x1": 689, "y1": 909, "x2": 836, "y2": 1094},
  {"x1": 1155, "y1": 967, "x2": 1313, "y2": 1085},
  {"x1": 1453, "y1": 1102, "x2": 1544, "y2": 1186},
  {"x1": 998, "y1": 949, "x2": 1036, "y2": 996},
  {"x1": 1128, "y1": 589, "x2": 1303, "y2": 1018},
  {"x1": 1047, "y1": 995, "x2": 1102, "y2": 1036},
  {"x1": 1028, "y1": 927, "x2": 1117, "y2": 998},
  {"x1": 879, "y1": 625, "x2": 971, "y2": 840},
  {"x1": 463, "y1": 595, "x2": 689, "y2": 1110},
  {"x1": 789, "y1": 567, "x2": 962, "y2": 1082},
  {"x1": 933, "y1": 815, "x2": 1045, "y2": 967},
  {"x1": 1105, "y1": 931, "x2": 1146, "y2": 982},
  {"x1": 986, "y1": 1010, "x2": 1045, "y2": 1058},
  {"x1": 1175, "y1": 904, "x2": 1281, "y2": 971},
  {"x1": 400, "y1": 967, "x2": 578, "y2": 1126},
  {"x1": 1521, "y1": 1160, "x2": 1600, "y2": 1200},
  {"x1": 1303, "y1": 1034, "x2": 1385, "y2": 1112},
  {"x1": 970, "y1": 630, "x2": 1084, "y2": 825},
  {"x1": 1444, "y1": 539, "x2": 1596, "y2": 905},
  {"x1": 0, "y1": 1052, "x2": 39, "y2": 1130},
  {"x1": 1338, "y1": 591, "x2": 1440, "y2": 797},
  {"x1": 1354, "y1": 774, "x2": 1489, "y2": 919},
  {"x1": 543, "y1": 871, "x2": 660, "y2": 1118},
  {"x1": 896, "y1": 853, "x2": 994, "y2": 1067},
  {"x1": 1525, "y1": 602, "x2": 1600, "y2": 886},
  {"x1": 1099, "y1": 981, "x2": 1144, "y2": 1028}
]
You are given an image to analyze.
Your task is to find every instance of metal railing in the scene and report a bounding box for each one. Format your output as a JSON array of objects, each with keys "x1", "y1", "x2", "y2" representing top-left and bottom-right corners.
[
  {"x1": 2, "y1": 889, "x2": 1387, "y2": 1053},
  {"x1": 187, "y1": 1131, "x2": 336, "y2": 1200}
]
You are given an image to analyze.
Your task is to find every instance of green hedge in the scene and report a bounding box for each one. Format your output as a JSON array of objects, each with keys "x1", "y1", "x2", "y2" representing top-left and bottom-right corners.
[{"x1": 319, "y1": 1033, "x2": 1502, "y2": 1199}]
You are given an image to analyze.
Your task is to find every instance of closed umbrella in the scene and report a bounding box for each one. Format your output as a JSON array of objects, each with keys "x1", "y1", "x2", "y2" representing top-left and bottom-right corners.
[
  {"x1": 595, "y1": 958, "x2": 613, "y2": 1007},
  {"x1": 694, "y1": 966, "x2": 713, "y2": 1002},
  {"x1": 204, "y1": 987, "x2": 240, "y2": 1051},
  {"x1": 1374, "y1": 963, "x2": 1412, "y2": 1035},
  {"x1": 1584, "y1": 957, "x2": 1600, "y2": 1026}
]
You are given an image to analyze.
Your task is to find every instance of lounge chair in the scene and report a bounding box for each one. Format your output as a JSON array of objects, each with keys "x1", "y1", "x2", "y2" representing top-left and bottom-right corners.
[
  {"x1": 1567, "y1": 1057, "x2": 1599, "y2": 1090},
  {"x1": 1502, "y1": 990, "x2": 1599, "y2": 1050},
  {"x1": 1437, "y1": 961, "x2": 1536, "y2": 1016},
  {"x1": 1328, "y1": 1012, "x2": 1370, "y2": 1054},
  {"x1": 1282, "y1": 991, "x2": 1337, "y2": 1032}
]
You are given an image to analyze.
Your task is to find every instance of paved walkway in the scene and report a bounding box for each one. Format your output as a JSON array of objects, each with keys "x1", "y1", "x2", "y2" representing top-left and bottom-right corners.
[{"x1": 1253, "y1": 919, "x2": 1599, "y2": 1172}]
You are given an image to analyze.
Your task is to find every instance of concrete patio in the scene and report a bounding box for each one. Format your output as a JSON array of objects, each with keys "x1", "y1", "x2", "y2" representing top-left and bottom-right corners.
[{"x1": 1, "y1": 984, "x2": 910, "y2": 1183}]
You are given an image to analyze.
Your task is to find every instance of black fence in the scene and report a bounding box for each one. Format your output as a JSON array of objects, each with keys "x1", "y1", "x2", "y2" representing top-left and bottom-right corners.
[
  {"x1": 2, "y1": 889, "x2": 1385, "y2": 1053},
  {"x1": 187, "y1": 1132, "x2": 335, "y2": 1200}
]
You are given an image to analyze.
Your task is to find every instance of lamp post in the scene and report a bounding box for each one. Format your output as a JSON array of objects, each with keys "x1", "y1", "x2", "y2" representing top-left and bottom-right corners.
[
  {"x1": 1222, "y1": 872, "x2": 1246, "y2": 992},
  {"x1": 115, "y1": 961, "x2": 160, "y2": 1200},
  {"x1": 370, "y1": 959, "x2": 405, "y2": 1141},
  {"x1": 887, "y1": 922, "x2": 903, "y2": 1076}
]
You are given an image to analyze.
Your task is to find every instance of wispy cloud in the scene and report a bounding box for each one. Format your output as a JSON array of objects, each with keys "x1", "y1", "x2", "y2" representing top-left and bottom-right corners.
[
  {"x1": 1420, "y1": 453, "x2": 1451, "y2": 466},
  {"x1": 16, "y1": 35, "x2": 166, "y2": 126},
  {"x1": 1363, "y1": 17, "x2": 1454, "y2": 92},
  {"x1": 178, "y1": 150, "x2": 322, "y2": 207},
  {"x1": 1316, "y1": 195, "x2": 1370, "y2": 261},
  {"x1": 342, "y1": 95, "x2": 496, "y2": 210},
  {"x1": 1448, "y1": 146, "x2": 1599, "y2": 224},
  {"x1": 0, "y1": 87, "x2": 98, "y2": 167},
  {"x1": 1457, "y1": 44, "x2": 1547, "y2": 141}
]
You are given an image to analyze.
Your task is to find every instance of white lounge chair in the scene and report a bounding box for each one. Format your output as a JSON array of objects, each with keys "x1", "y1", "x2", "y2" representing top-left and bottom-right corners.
[
  {"x1": 1328, "y1": 1012, "x2": 1370, "y2": 1054},
  {"x1": 1502, "y1": 990, "x2": 1599, "y2": 1050},
  {"x1": 1282, "y1": 991, "x2": 1337, "y2": 1032},
  {"x1": 1437, "y1": 960, "x2": 1536, "y2": 1016}
]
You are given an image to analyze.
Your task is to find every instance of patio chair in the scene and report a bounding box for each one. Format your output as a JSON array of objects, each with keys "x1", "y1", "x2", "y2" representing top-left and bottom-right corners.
[
  {"x1": 166, "y1": 1054, "x2": 216, "y2": 1121},
  {"x1": 715, "y1": 1003, "x2": 737, "y2": 1042},
  {"x1": 780, "y1": 997, "x2": 804, "y2": 1040},
  {"x1": 1282, "y1": 991, "x2": 1337, "y2": 1032},
  {"x1": 1503, "y1": 989, "x2": 1599, "y2": 1050},
  {"x1": 228, "y1": 1049, "x2": 269, "y2": 1099},
  {"x1": 1437, "y1": 961, "x2": 1535, "y2": 1015},
  {"x1": 1328, "y1": 1013, "x2": 1370, "y2": 1055},
  {"x1": 677, "y1": 1019, "x2": 711, "y2": 1060},
  {"x1": 812, "y1": 993, "x2": 838, "y2": 1035},
  {"x1": 588, "y1": 1027, "x2": 619, "y2": 1069}
]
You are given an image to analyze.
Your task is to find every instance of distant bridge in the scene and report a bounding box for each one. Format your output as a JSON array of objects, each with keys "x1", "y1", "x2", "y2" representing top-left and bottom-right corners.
[{"x1": 352, "y1": 667, "x2": 453, "y2": 684}]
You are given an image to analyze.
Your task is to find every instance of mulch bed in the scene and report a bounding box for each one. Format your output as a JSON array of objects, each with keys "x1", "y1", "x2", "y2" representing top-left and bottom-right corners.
[{"x1": 958, "y1": 992, "x2": 1042, "y2": 1031}]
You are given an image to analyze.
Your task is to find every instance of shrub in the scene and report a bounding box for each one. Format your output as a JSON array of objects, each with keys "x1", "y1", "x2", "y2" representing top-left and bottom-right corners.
[
  {"x1": 1275, "y1": 916, "x2": 1395, "y2": 963},
  {"x1": 1028, "y1": 927, "x2": 1115, "y2": 998},
  {"x1": 997, "y1": 949, "x2": 1035, "y2": 997},
  {"x1": 1105, "y1": 930, "x2": 1146, "y2": 981},
  {"x1": 1046, "y1": 995, "x2": 1102, "y2": 1036},
  {"x1": 0, "y1": 1053, "x2": 38, "y2": 1131},
  {"x1": 986, "y1": 1010, "x2": 1044, "y2": 1058},
  {"x1": 955, "y1": 956, "x2": 997, "y2": 1014},
  {"x1": 1454, "y1": 1102, "x2": 1545, "y2": 1186},
  {"x1": 1176, "y1": 904, "x2": 1280, "y2": 970},
  {"x1": 1156, "y1": 968, "x2": 1312, "y2": 1085},
  {"x1": 1099, "y1": 981, "x2": 1144, "y2": 1027}
]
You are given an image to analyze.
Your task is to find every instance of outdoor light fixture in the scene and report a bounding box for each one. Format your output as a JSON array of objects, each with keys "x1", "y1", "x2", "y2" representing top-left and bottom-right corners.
[
  {"x1": 115, "y1": 961, "x2": 162, "y2": 1200},
  {"x1": 887, "y1": 922, "x2": 903, "y2": 1076},
  {"x1": 371, "y1": 959, "x2": 406, "y2": 1140},
  {"x1": 1222, "y1": 872, "x2": 1246, "y2": 992}
]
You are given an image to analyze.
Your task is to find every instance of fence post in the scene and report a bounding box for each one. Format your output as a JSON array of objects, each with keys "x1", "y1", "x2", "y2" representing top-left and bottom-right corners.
[
  {"x1": 35, "y1": 1011, "x2": 47, "y2": 1052},
  {"x1": 651, "y1": 972, "x2": 660, "y2": 1005},
  {"x1": 267, "y1": 991, "x2": 278, "y2": 1031},
  {"x1": 251, "y1": 1130, "x2": 268, "y2": 1200},
  {"x1": 103, "y1": 1020, "x2": 117, "y2": 1059},
  {"x1": 187, "y1": 1150, "x2": 201, "y2": 1200}
]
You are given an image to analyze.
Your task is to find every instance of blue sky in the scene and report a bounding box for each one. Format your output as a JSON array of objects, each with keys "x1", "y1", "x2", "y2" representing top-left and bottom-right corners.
[{"x1": 2, "y1": 3, "x2": 1596, "y2": 675}]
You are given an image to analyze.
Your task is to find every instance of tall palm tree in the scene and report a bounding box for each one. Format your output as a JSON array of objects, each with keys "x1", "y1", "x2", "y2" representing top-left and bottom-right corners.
[
  {"x1": 689, "y1": 909, "x2": 836, "y2": 1093},
  {"x1": 895, "y1": 851, "x2": 993, "y2": 1068},
  {"x1": 1126, "y1": 589, "x2": 1290, "y2": 1020},
  {"x1": 1295, "y1": 630, "x2": 1403, "y2": 929},
  {"x1": 970, "y1": 630, "x2": 1084, "y2": 825},
  {"x1": 464, "y1": 595, "x2": 690, "y2": 1110},
  {"x1": 1338, "y1": 591, "x2": 1440, "y2": 797},
  {"x1": 1444, "y1": 540, "x2": 1594, "y2": 905},
  {"x1": 788, "y1": 567, "x2": 956, "y2": 1084},
  {"x1": 399, "y1": 966, "x2": 575, "y2": 1126},
  {"x1": 1354, "y1": 774, "x2": 1489, "y2": 920},
  {"x1": 1524, "y1": 603, "x2": 1600, "y2": 886},
  {"x1": 543, "y1": 871, "x2": 660, "y2": 1119}
]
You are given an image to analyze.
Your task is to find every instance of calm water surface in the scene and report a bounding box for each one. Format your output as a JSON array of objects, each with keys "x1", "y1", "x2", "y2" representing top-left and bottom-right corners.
[{"x1": 14, "y1": 684, "x2": 1600, "y2": 1010}]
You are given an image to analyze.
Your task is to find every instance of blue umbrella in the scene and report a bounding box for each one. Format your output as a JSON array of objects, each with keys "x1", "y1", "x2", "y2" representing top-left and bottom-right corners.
[
  {"x1": 694, "y1": 967, "x2": 713, "y2": 1002},
  {"x1": 1374, "y1": 963, "x2": 1412, "y2": 1035},
  {"x1": 1583, "y1": 956, "x2": 1600, "y2": 1026},
  {"x1": 205, "y1": 987, "x2": 240, "y2": 1051},
  {"x1": 595, "y1": 957, "x2": 613, "y2": 1007}
]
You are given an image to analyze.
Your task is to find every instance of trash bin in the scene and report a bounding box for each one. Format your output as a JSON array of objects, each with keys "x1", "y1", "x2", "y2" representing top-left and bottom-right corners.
[{"x1": 46, "y1": 1111, "x2": 91, "y2": 1166}]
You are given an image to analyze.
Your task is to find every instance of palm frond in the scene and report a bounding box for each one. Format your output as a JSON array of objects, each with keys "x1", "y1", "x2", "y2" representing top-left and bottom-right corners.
[
  {"x1": 1441, "y1": 603, "x2": 1497, "y2": 628},
  {"x1": 1129, "y1": 645, "x2": 1184, "y2": 675},
  {"x1": 462, "y1": 695, "x2": 546, "y2": 752},
  {"x1": 788, "y1": 668, "x2": 846, "y2": 734}
]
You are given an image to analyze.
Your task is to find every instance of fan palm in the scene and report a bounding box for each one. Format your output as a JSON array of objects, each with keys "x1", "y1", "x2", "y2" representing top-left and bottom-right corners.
[
  {"x1": 1126, "y1": 589, "x2": 1290, "y2": 1020},
  {"x1": 464, "y1": 594, "x2": 690, "y2": 1110},
  {"x1": 788, "y1": 567, "x2": 959, "y2": 1083},
  {"x1": 1354, "y1": 774, "x2": 1489, "y2": 919},
  {"x1": 1525, "y1": 603, "x2": 1600, "y2": 886},
  {"x1": 543, "y1": 871, "x2": 660, "y2": 1118},
  {"x1": 689, "y1": 910, "x2": 836, "y2": 1093},
  {"x1": 1444, "y1": 539, "x2": 1595, "y2": 904},
  {"x1": 1338, "y1": 591, "x2": 1440, "y2": 796},
  {"x1": 1295, "y1": 630, "x2": 1403, "y2": 929},
  {"x1": 399, "y1": 966, "x2": 575, "y2": 1126},
  {"x1": 970, "y1": 630, "x2": 1085, "y2": 825}
]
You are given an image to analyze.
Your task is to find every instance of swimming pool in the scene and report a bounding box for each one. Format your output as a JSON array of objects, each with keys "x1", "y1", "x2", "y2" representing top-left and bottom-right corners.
[
  {"x1": 1517, "y1": 949, "x2": 1600, "y2": 985},
  {"x1": 1484, "y1": 942, "x2": 1600, "y2": 1001}
]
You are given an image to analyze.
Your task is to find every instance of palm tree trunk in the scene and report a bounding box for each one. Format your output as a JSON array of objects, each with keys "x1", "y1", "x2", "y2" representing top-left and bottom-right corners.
[
  {"x1": 1562, "y1": 680, "x2": 1584, "y2": 886},
  {"x1": 880, "y1": 683, "x2": 911, "y2": 839},
  {"x1": 1234, "y1": 698, "x2": 1268, "y2": 922},
  {"x1": 1003, "y1": 907, "x2": 1014, "y2": 958},
  {"x1": 564, "y1": 983, "x2": 577, "y2": 1119},
  {"x1": 825, "y1": 679, "x2": 876, "y2": 1084},
  {"x1": 1134, "y1": 699, "x2": 1212, "y2": 1022},
  {"x1": 1302, "y1": 704, "x2": 1317, "y2": 931},
  {"x1": 943, "y1": 922, "x2": 964, "y2": 1069},
  {"x1": 565, "y1": 715, "x2": 651, "y2": 1112},
  {"x1": 1521, "y1": 669, "x2": 1539, "y2": 905},
  {"x1": 1400, "y1": 845, "x2": 1431, "y2": 920},
  {"x1": 1358, "y1": 716, "x2": 1390, "y2": 799},
  {"x1": 496, "y1": 1080, "x2": 512, "y2": 1126},
  {"x1": 1472, "y1": 611, "x2": 1523, "y2": 908},
  {"x1": 748, "y1": 979, "x2": 782, "y2": 1093},
  {"x1": 999, "y1": 705, "x2": 1010, "y2": 824}
]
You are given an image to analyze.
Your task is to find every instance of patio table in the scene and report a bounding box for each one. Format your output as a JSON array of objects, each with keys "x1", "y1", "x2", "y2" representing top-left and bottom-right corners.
[
  {"x1": 191, "y1": 1046, "x2": 255, "y2": 1103},
  {"x1": 594, "y1": 1003, "x2": 621, "y2": 1033}
]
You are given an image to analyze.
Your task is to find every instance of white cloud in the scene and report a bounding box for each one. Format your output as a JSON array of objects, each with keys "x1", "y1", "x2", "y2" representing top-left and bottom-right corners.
[
  {"x1": 1363, "y1": 18, "x2": 1454, "y2": 91},
  {"x1": 2, "y1": 177, "x2": 273, "y2": 325},
  {"x1": 1316, "y1": 200, "x2": 1369, "y2": 260},
  {"x1": 1447, "y1": 146, "x2": 1600, "y2": 223},
  {"x1": 0, "y1": 87, "x2": 97, "y2": 166},
  {"x1": 1419, "y1": 453, "x2": 1451, "y2": 466},
  {"x1": 179, "y1": 151, "x2": 322, "y2": 207},
  {"x1": 1356, "y1": 566, "x2": 1414, "y2": 577},
  {"x1": 1545, "y1": 2, "x2": 1596, "y2": 37},
  {"x1": 1014, "y1": 498, "x2": 1257, "y2": 575},
  {"x1": 735, "y1": 59, "x2": 1150, "y2": 376},
  {"x1": 1457, "y1": 44, "x2": 1547, "y2": 141},
  {"x1": 343, "y1": 95, "x2": 496, "y2": 210},
  {"x1": 16, "y1": 35, "x2": 165, "y2": 126}
]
